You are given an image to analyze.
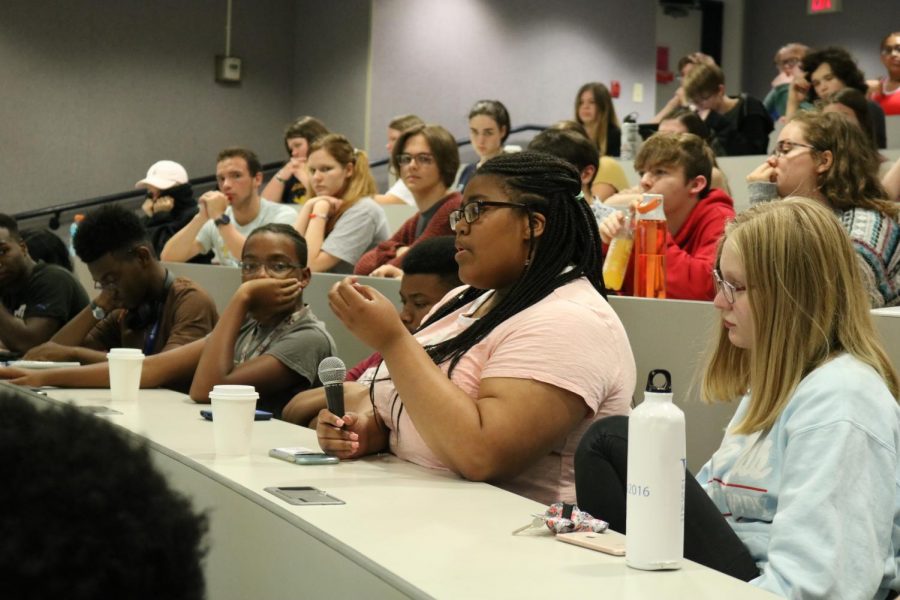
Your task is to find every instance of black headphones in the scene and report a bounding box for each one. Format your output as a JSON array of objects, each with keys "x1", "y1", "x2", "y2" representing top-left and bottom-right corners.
[{"x1": 125, "y1": 269, "x2": 175, "y2": 330}]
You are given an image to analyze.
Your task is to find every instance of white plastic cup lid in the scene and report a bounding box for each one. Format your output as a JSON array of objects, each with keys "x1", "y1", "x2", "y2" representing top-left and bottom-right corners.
[
  {"x1": 107, "y1": 348, "x2": 145, "y2": 359},
  {"x1": 209, "y1": 384, "x2": 259, "y2": 402},
  {"x1": 209, "y1": 393, "x2": 259, "y2": 403},
  {"x1": 212, "y1": 384, "x2": 256, "y2": 394}
]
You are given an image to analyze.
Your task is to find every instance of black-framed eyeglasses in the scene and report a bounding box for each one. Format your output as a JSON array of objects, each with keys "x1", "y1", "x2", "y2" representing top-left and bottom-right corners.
[
  {"x1": 397, "y1": 153, "x2": 435, "y2": 167},
  {"x1": 239, "y1": 261, "x2": 302, "y2": 277},
  {"x1": 449, "y1": 200, "x2": 531, "y2": 231},
  {"x1": 93, "y1": 279, "x2": 119, "y2": 291},
  {"x1": 712, "y1": 268, "x2": 746, "y2": 304},
  {"x1": 881, "y1": 44, "x2": 900, "y2": 56},
  {"x1": 770, "y1": 140, "x2": 817, "y2": 159}
]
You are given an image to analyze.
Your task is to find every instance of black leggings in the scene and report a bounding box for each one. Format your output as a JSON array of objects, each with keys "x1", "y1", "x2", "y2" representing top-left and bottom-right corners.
[{"x1": 574, "y1": 415, "x2": 760, "y2": 581}]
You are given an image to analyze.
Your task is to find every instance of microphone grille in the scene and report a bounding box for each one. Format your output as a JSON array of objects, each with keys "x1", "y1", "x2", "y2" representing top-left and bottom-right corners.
[{"x1": 317, "y1": 356, "x2": 346, "y2": 385}]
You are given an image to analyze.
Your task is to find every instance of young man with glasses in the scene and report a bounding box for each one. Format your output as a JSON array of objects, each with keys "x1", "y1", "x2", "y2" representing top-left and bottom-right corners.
[
  {"x1": 189, "y1": 223, "x2": 334, "y2": 415},
  {"x1": 23, "y1": 205, "x2": 218, "y2": 367},
  {"x1": 682, "y1": 63, "x2": 773, "y2": 156},
  {"x1": 1, "y1": 224, "x2": 334, "y2": 416},
  {"x1": 763, "y1": 43, "x2": 809, "y2": 121},
  {"x1": 0, "y1": 214, "x2": 89, "y2": 354},
  {"x1": 354, "y1": 124, "x2": 462, "y2": 277}
]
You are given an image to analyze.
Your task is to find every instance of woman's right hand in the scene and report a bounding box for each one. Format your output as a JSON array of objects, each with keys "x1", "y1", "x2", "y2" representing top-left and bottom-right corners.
[{"x1": 316, "y1": 410, "x2": 369, "y2": 459}]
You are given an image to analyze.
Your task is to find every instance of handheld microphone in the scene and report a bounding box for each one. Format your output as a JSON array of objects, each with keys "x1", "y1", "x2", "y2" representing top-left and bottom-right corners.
[{"x1": 317, "y1": 356, "x2": 346, "y2": 417}]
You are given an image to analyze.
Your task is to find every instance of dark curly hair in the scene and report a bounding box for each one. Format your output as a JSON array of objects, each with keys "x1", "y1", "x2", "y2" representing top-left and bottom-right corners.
[
  {"x1": 0, "y1": 213, "x2": 21, "y2": 240},
  {"x1": 245, "y1": 223, "x2": 309, "y2": 267},
  {"x1": 22, "y1": 229, "x2": 72, "y2": 271},
  {"x1": 0, "y1": 387, "x2": 208, "y2": 599},
  {"x1": 401, "y1": 235, "x2": 462, "y2": 287},
  {"x1": 801, "y1": 47, "x2": 868, "y2": 101},
  {"x1": 73, "y1": 204, "x2": 150, "y2": 263}
]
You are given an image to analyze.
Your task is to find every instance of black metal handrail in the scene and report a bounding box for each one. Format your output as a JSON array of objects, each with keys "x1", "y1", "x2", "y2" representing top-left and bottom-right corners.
[{"x1": 15, "y1": 124, "x2": 548, "y2": 228}]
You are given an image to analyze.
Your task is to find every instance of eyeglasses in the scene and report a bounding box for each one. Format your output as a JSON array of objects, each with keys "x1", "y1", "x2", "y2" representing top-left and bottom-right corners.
[
  {"x1": 770, "y1": 140, "x2": 817, "y2": 158},
  {"x1": 449, "y1": 200, "x2": 531, "y2": 231},
  {"x1": 397, "y1": 153, "x2": 435, "y2": 167},
  {"x1": 712, "y1": 268, "x2": 746, "y2": 304},
  {"x1": 93, "y1": 279, "x2": 119, "y2": 291},
  {"x1": 881, "y1": 44, "x2": 900, "y2": 56},
  {"x1": 238, "y1": 261, "x2": 302, "y2": 277},
  {"x1": 775, "y1": 57, "x2": 801, "y2": 68}
]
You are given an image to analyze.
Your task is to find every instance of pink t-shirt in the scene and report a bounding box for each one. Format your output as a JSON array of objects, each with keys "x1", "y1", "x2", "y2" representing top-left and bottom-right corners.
[{"x1": 363, "y1": 277, "x2": 635, "y2": 505}]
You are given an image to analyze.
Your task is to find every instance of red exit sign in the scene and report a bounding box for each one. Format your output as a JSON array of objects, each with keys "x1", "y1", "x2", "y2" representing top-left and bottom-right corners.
[{"x1": 808, "y1": 0, "x2": 842, "y2": 14}]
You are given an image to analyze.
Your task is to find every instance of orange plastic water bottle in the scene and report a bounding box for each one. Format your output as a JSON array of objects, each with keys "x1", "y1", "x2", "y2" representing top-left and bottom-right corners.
[
  {"x1": 634, "y1": 194, "x2": 666, "y2": 299},
  {"x1": 602, "y1": 211, "x2": 634, "y2": 291}
]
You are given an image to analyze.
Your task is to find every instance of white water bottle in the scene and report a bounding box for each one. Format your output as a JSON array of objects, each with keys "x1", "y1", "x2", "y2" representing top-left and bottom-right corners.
[
  {"x1": 625, "y1": 369, "x2": 685, "y2": 570},
  {"x1": 620, "y1": 114, "x2": 641, "y2": 161}
]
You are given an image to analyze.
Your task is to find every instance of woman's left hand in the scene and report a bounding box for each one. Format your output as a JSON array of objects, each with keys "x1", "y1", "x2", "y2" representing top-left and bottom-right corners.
[{"x1": 328, "y1": 277, "x2": 408, "y2": 352}]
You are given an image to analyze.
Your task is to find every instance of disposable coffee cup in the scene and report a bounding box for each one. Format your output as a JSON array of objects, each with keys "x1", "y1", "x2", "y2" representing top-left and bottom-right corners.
[
  {"x1": 107, "y1": 348, "x2": 145, "y2": 402},
  {"x1": 209, "y1": 384, "x2": 259, "y2": 456}
]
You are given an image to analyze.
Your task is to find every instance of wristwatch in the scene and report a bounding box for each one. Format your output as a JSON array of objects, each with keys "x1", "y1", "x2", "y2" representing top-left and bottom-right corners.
[
  {"x1": 90, "y1": 300, "x2": 107, "y2": 320},
  {"x1": 214, "y1": 214, "x2": 231, "y2": 227}
]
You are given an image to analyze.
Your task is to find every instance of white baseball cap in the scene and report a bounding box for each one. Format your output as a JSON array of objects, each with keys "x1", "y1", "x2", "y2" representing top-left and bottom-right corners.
[{"x1": 135, "y1": 160, "x2": 189, "y2": 190}]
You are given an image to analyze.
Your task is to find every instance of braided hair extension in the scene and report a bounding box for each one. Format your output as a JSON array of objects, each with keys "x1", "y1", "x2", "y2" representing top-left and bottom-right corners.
[
  {"x1": 369, "y1": 151, "x2": 607, "y2": 436},
  {"x1": 421, "y1": 150, "x2": 606, "y2": 375}
]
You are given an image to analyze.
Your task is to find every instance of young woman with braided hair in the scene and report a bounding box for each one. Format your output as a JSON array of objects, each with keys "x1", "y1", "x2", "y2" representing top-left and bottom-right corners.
[{"x1": 317, "y1": 151, "x2": 635, "y2": 504}]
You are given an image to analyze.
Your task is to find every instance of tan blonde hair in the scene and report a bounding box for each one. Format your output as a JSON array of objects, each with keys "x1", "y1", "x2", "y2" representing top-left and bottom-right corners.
[
  {"x1": 788, "y1": 111, "x2": 898, "y2": 219},
  {"x1": 634, "y1": 132, "x2": 714, "y2": 197},
  {"x1": 574, "y1": 82, "x2": 619, "y2": 156},
  {"x1": 682, "y1": 63, "x2": 725, "y2": 101},
  {"x1": 308, "y1": 134, "x2": 377, "y2": 234},
  {"x1": 388, "y1": 114, "x2": 425, "y2": 132},
  {"x1": 702, "y1": 197, "x2": 899, "y2": 434}
]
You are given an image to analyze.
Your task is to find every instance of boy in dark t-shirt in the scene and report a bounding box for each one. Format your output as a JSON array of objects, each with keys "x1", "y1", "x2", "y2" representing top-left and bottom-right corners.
[
  {"x1": 23, "y1": 206, "x2": 218, "y2": 364},
  {"x1": 0, "y1": 214, "x2": 88, "y2": 353},
  {"x1": 683, "y1": 63, "x2": 774, "y2": 156}
]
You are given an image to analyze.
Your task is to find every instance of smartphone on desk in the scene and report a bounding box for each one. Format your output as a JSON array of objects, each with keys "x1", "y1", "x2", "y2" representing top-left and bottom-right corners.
[
  {"x1": 200, "y1": 409, "x2": 273, "y2": 421},
  {"x1": 556, "y1": 530, "x2": 627, "y2": 556},
  {"x1": 269, "y1": 447, "x2": 339, "y2": 465}
]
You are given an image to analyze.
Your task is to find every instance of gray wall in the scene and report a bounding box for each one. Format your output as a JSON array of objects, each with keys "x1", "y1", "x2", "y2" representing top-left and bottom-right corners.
[
  {"x1": 2, "y1": 0, "x2": 297, "y2": 217},
  {"x1": 368, "y1": 0, "x2": 658, "y2": 153},
  {"x1": 292, "y1": 0, "x2": 371, "y2": 150},
  {"x1": 8, "y1": 0, "x2": 896, "y2": 220},
  {"x1": 742, "y1": 0, "x2": 898, "y2": 102}
]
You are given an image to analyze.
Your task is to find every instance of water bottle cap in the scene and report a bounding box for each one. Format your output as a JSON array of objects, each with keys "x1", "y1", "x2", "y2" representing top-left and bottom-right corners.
[
  {"x1": 637, "y1": 194, "x2": 663, "y2": 214},
  {"x1": 645, "y1": 369, "x2": 672, "y2": 393}
]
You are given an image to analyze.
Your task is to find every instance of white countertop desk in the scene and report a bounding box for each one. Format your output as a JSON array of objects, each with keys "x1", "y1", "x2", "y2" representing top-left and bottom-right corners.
[{"x1": 37, "y1": 386, "x2": 775, "y2": 600}]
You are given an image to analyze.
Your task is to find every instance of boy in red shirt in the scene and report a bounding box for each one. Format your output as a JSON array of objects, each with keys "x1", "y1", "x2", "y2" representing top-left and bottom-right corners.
[{"x1": 599, "y1": 132, "x2": 734, "y2": 300}]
